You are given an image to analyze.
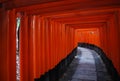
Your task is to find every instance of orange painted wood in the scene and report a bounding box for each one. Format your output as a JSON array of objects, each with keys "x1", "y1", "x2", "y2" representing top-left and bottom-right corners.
[
  {"x1": 36, "y1": 15, "x2": 41, "y2": 78},
  {"x1": 60, "y1": 23, "x2": 63, "y2": 60},
  {"x1": 1, "y1": 1, "x2": 120, "y2": 80},
  {"x1": 0, "y1": 10, "x2": 8, "y2": 81},
  {"x1": 55, "y1": 22, "x2": 59, "y2": 63},
  {"x1": 45, "y1": 18, "x2": 50, "y2": 71},
  {"x1": 61, "y1": 24, "x2": 66, "y2": 58},
  {"x1": 44, "y1": 19, "x2": 48, "y2": 72},
  {"x1": 41, "y1": 17, "x2": 46, "y2": 74},
  {"x1": 50, "y1": 21, "x2": 54, "y2": 68},
  {"x1": 50, "y1": 21, "x2": 54, "y2": 69},
  {"x1": 0, "y1": 11, "x2": 1, "y2": 80},
  {"x1": 99, "y1": 25, "x2": 110, "y2": 58},
  {"x1": 54, "y1": 21, "x2": 57, "y2": 66},
  {"x1": 13, "y1": 0, "x2": 120, "y2": 15},
  {"x1": 0, "y1": 9, "x2": 16, "y2": 81},
  {"x1": 28, "y1": 15, "x2": 34, "y2": 81},
  {"x1": 47, "y1": 19, "x2": 52, "y2": 70},
  {"x1": 118, "y1": 10, "x2": 120, "y2": 74},
  {"x1": 8, "y1": 10, "x2": 16, "y2": 81},
  {"x1": 106, "y1": 17, "x2": 120, "y2": 73},
  {"x1": 53, "y1": 21, "x2": 57, "y2": 66},
  {"x1": 38, "y1": 17, "x2": 43, "y2": 76},
  {"x1": 58, "y1": 23, "x2": 62, "y2": 62},
  {"x1": 33, "y1": 16, "x2": 37, "y2": 78},
  {"x1": 20, "y1": 13, "x2": 29, "y2": 81},
  {"x1": 33, "y1": 15, "x2": 41, "y2": 78},
  {"x1": 75, "y1": 28, "x2": 101, "y2": 47},
  {"x1": 0, "y1": 0, "x2": 7, "y2": 3}
]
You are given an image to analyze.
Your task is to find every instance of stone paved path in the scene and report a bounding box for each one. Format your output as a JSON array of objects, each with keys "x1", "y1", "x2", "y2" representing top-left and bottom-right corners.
[{"x1": 59, "y1": 47, "x2": 113, "y2": 81}]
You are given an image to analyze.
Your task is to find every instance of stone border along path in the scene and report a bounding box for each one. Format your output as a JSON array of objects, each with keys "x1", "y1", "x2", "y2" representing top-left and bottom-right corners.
[{"x1": 58, "y1": 47, "x2": 113, "y2": 81}]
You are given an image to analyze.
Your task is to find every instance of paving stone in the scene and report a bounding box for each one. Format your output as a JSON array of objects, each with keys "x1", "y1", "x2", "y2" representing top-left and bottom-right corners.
[
  {"x1": 74, "y1": 70, "x2": 96, "y2": 75},
  {"x1": 78, "y1": 79, "x2": 96, "y2": 81},
  {"x1": 79, "y1": 65, "x2": 95, "y2": 68},
  {"x1": 72, "y1": 74, "x2": 97, "y2": 80},
  {"x1": 71, "y1": 78, "x2": 79, "y2": 81},
  {"x1": 76, "y1": 67, "x2": 96, "y2": 71}
]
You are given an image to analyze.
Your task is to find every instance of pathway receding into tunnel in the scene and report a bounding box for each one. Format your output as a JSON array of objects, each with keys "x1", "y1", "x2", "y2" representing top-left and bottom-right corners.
[{"x1": 59, "y1": 47, "x2": 113, "y2": 81}]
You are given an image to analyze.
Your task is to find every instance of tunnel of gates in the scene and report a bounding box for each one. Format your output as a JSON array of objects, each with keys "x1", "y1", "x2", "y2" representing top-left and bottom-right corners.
[
  {"x1": 1, "y1": 1, "x2": 120, "y2": 81},
  {"x1": 1, "y1": 10, "x2": 77, "y2": 81},
  {"x1": 19, "y1": 15, "x2": 76, "y2": 81}
]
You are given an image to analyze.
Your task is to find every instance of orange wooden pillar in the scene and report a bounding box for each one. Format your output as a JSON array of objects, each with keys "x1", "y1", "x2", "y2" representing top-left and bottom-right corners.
[
  {"x1": 33, "y1": 15, "x2": 38, "y2": 78},
  {"x1": 28, "y1": 15, "x2": 34, "y2": 81},
  {"x1": 118, "y1": 10, "x2": 120, "y2": 74},
  {"x1": 0, "y1": 9, "x2": 7, "y2": 81},
  {"x1": 56, "y1": 22, "x2": 60, "y2": 65},
  {"x1": 0, "y1": 9, "x2": 1, "y2": 56},
  {"x1": 72, "y1": 28, "x2": 74, "y2": 50},
  {"x1": 68, "y1": 27, "x2": 71, "y2": 54},
  {"x1": 42, "y1": 17, "x2": 51, "y2": 72},
  {"x1": 45, "y1": 18, "x2": 50, "y2": 71},
  {"x1": 74, "y1": 29, "x2": 79, "y2": 47},
  {"x1": 50, "y1": 21, "x2": 54, "y2": 69},
  {"x1": 64, "y1": 26, "x2": 67, "y2": 57},
  {"x1": 49, "y1": 20, "x2": 52, "y2": 70},
  {"x1": 43, "y1": 18, "x2": 48, "y2": 73},
  {"x1": 55, "y1": 22, "x2": 59, "y2": 63},
  {"x1": 36, "y1": 15, "x2": 41, "y2": 78},
  {"x1": 0, "y1": 9, "x2": 8, "y2": 81},
  {"x1": 38, "y1": 17, "x2": 43, "y2": 77},
  {"x1": 28, "y1": 15, "x2": 42, "y2": 80},
  {"x1": 0, "y1": 9, "x2": 1, "y2": 80},
  {"x1": 70, "y1": 28, "x2": 72, "y2": 51},
  {"x1": 61, "y1": 23, "x2": 64, "y2": 60},
  {"x1": 99, "y1": 25, "x2": 109, "y2": 56},
  {"x1": 61, "y1": 24, "x2": 66, "y2": 59},
  {"x1": 65, "y1": 27, "x2": 68, "y2": 56},
  {"x1": 115, "y1": 12, "x2": 120, "y2": 73},
  {"x1": 20, "y1": 13, "x2": 29, "y2": 81},
  {"x1": 65, "y1": 26, "x2": 67, "y2": 57},
  {"x1": 53, "y1": 21, "x2": 57, "y2": 67},
  {"x1": 107, "y1": 16, "x2": 120, "y2": 73},
  {"x1": 41, "y1": 17, "x2": 46, "y2": 74},
  {"x1": 0, "y1": 9, "x2": 16, "y2": 81},
  {"x1": 8, "y1": 10, "x2": 16, "y2": 81},
  {"x1": 52, "y1": 21, "x2": 56, "y2": 67}
]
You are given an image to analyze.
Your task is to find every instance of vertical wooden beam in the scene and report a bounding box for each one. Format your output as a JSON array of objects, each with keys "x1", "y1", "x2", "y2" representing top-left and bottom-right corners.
[
  {"x1": 41, "y1": 17, "x2": 46, "y2": 74},
  {"x1": 0, "y1": 9, "x2": 1, "y2": 79},
  {"x1": 8, "y1": 9, "x2": 16, "y2": 81},
  {"x1": 0, "y1": 8, "x2": 9, "y2": 81},
  {"x1": 28, "y1": 15, "x2": 34, "y2": 81},
  {"x1": 118, "y1": 10, "x2": 120, "y2": 74},
  {"x1": 113, "y1": 11, "x2": 120, "y2": 74},
  {"x1": 50, "y1": 20, "x2": 54, "y2": 69},
  {"x1": 0, "y1": 9, "x2": 16, "y2": 81},
  {"x1": 115, "y1": 10, "x2": 120, "y2": 74},
  {"x1": 35, "y1": 15, "x2": 41, "y2": 77},
  {"x1": 45, "y1": 18, "x2": 50, "y2": 71},
  {"x1": 20, "y1": 13, "x2": 29, "y2": 81},
  {"x1": 38, "y1": 16, "x2": 42, "y2": 77},
  {"x1": 0, "y1": 8, "x2": 3, "y2": 81}
]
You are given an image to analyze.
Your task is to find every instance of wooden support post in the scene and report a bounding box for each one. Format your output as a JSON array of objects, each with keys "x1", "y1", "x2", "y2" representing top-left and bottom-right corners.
[{"x1": 20, "y1": 13, "x2": 29, "y2": 81}]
